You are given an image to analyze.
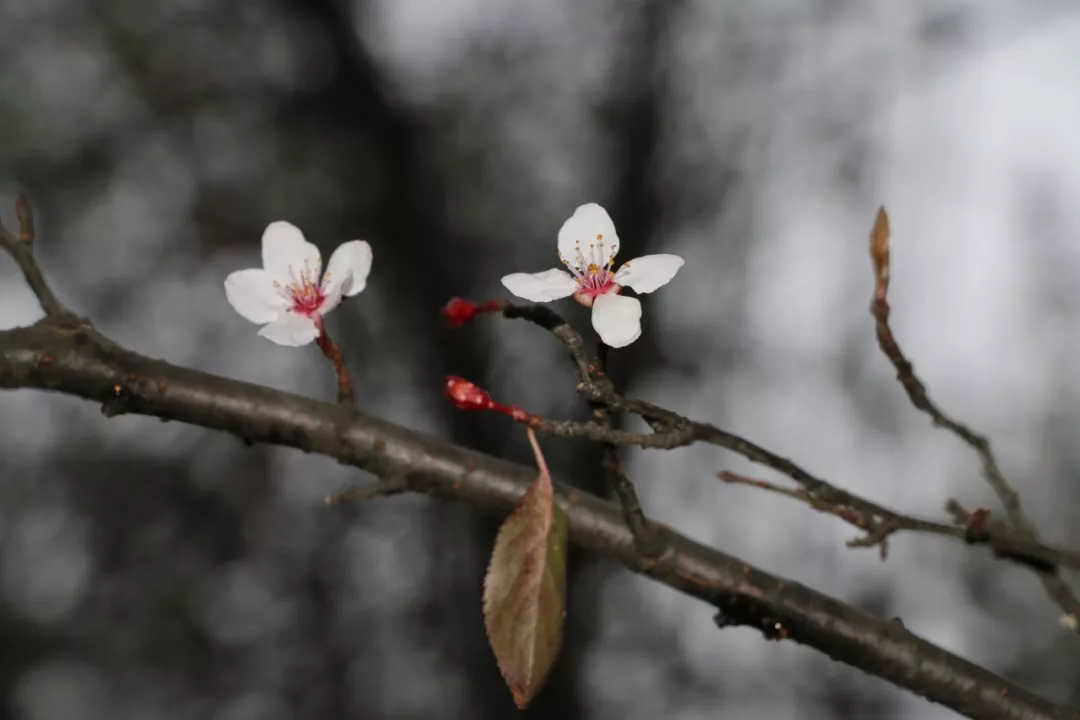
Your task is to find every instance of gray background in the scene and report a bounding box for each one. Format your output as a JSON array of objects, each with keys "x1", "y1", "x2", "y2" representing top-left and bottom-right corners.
[{"x1": 1, "y1": 1, "x2": 1079, "y2": 718}]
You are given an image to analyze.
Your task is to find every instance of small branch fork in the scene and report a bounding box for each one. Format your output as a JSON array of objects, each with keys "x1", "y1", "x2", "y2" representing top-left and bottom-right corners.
[{"x1": 2, "y1": 199, "x2": 1079, "y2": 719}]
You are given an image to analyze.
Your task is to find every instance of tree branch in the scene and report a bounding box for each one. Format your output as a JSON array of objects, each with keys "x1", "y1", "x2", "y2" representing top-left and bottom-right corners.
[
  {"x1": 2, "y1": 200, "x2": 1078, "y2": 718},
  {"x1": 0, "y1": 324, "x2": 1074, "y2": 719}
]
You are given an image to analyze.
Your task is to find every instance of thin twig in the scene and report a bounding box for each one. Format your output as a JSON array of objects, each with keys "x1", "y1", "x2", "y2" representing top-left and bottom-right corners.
[
  {"x1": 591, "y1": 342, "x2": 664, "y2": 560},
  {"x1": 718, "y1": 471, "x2": 1079, "y2": 570},
  {"x1": 500, "y1": 303, "x2": 593, "y2": 384},
  {"x1": 326, "y1": 475, "x2": 409, "y2": 505},
  {"x1": 0, "y1": 196, "x2": 77, "y2": 321},
  {"x1": 603, "y1": 449, "x2": 663, "y2": 559},
  {"x1": 868, "y1": 206, "x2": 1080, "y2": 621}
]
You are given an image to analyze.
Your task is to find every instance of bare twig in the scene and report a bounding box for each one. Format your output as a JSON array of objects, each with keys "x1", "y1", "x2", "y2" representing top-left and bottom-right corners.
[
  {"x1": 325, "y1": 475, "x2": 409, "y2": 505},
  {"x1": 718, "y1": 470, "x2": 883, "y2": 544},
  {"x1": 868, "y1": 207, "x2": 1080, "y2": 621},
  {"x1": 718, "y1": 471, "x2": 1080, "y2": 570},
  {"x1": 591, "y1": 343, "x2": 664, "y2": 560},
  {"x1": 500, "y1": 302, "x2": 593, "y2": 384},
  {"x1": 603, "y1": 447, "x2": 664, "y2": 560},
  {"x1": 0, "y1": 196, "x2": 77, "y2": 321}
]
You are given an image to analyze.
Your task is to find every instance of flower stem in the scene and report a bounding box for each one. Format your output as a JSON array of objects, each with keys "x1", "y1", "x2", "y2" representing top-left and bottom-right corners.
[{"x1": 315, "y1": 325, "x2": 354, "y2": 405}]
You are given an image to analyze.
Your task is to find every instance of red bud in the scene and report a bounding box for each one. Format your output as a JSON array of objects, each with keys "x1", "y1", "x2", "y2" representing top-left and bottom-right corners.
[
  {"x1": 445, "y1": 375, "x2": 493, "y2": 411},
  {"x1": 442, "y1": 297, "x2": 480, "y2": 327}
]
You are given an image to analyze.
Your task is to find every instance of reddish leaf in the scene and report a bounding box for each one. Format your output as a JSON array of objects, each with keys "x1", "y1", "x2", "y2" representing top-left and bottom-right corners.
[{"x1": 483, "y1": 429, "x2": 569, "y2": 709}]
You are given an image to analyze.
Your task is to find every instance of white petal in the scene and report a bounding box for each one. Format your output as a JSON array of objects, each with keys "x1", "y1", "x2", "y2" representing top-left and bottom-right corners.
[
  {"x1": 261, "y1": 221, "x2": 322, "y2": 285},
  {"x1": 224, "y1": 268, "x2": 288, "y2": 324},
  {"x1": 257, "y1": 312, "x2": 320, "y2": 347},
  {"x1": 501, "y1": 268, "x2": 579, "y2": 302},
  {"x1": 557, "y1": 203, "x2": 620, "y2": 271},
  {"x1": 614, "y1": 254, "x2": 684, "y2": 294},
  {"x1": 322, "y1": 240, "x2": 373, "y2": 305},
  {"x1": 591, "y1": 293, "x2": 642, "y2": 348}
]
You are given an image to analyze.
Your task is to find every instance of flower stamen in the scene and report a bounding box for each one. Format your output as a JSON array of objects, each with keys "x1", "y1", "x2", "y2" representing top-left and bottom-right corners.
[
  {"x1": 272, "y1": 259, "x2": 328, "y2": 317},
  {"x1": 557, "y1": 237, "x2": 623, "y2": 308}
]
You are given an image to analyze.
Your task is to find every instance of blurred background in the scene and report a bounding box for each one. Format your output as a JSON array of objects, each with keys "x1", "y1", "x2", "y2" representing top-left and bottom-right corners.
[{"x1": 1, "y1": 0, "x2": 1080, "y2": 718}]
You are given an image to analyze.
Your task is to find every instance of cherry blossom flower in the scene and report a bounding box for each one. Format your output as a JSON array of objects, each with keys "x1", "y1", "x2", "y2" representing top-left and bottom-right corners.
[
  {"x1": 224, "y1": 221, "x2": 372, "y2": 346},
  {"x1": 500, "y1": 204, "x2": 684, "y2": 347}
]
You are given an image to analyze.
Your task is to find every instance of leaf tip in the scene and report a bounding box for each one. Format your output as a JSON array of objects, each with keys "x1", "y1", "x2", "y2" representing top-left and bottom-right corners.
[{"x1": 511, "y1": 684, "x2": 531, "y2": 709}]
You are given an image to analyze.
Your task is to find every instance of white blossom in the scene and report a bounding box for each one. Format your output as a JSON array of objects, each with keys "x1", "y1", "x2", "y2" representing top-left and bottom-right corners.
[
  {"x1": 225, "y1": 221, "x2": 372, "y2": 346},
  {"x1": 501, "y1": 204, "x2": 683, "y2": 347}
]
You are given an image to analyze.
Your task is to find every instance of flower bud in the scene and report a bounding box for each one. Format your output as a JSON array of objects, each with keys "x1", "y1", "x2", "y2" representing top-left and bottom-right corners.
[
  {"x1": 445, "y1": 375, "x2": 493, "y2": 411},
  {"x1": 442, "y1": 297, "x2": 480, "y2": 327}
]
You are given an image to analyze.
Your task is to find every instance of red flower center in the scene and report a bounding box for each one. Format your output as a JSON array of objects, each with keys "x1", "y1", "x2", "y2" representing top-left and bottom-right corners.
[
  {"x1": 284, "y1": 266, "x2": 326, "y2": 317},
  {"x1": 572, "y1": 263, "x2": 620, "y2": 308},
  {"x1": 560, "y1": 234, "x2": 622, "y2": 308}
]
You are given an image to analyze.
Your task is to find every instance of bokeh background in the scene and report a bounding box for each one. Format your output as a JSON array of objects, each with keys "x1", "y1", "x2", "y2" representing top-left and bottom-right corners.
[{"x1": 2, "y1": 1, "x2": 1080, "y2": 718}]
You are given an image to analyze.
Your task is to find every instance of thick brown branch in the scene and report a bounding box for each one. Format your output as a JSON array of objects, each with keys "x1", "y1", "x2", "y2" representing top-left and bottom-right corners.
[{"x1": 0, "y1": 323, "x2": 1075, "y2": 720}]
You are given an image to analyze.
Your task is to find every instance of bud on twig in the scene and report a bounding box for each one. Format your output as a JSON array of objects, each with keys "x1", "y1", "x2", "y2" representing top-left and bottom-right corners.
[
  {"x1": 15, "y1": 194, "x2": 34, "y2": 243},
  {"x1": 444, "y1": 376, "x2": 533, "y2": 422},
  {"x1": 445, "y1": 375, "x2": 494, "y2": 411},
  {"x1": 869, "y1": 206, "x2": 890, "y2": 302},
  {"x1": 443, "y1": 298, "x2": 480, "y2": 327},
  {"x1": 441, "y1": 297, "x2": 508, "y2": 327}
]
